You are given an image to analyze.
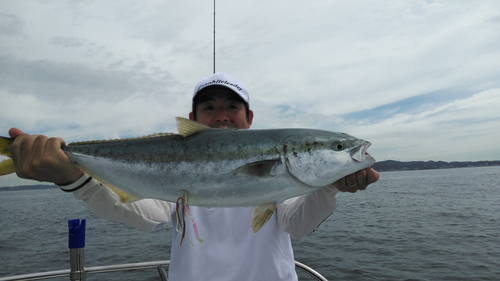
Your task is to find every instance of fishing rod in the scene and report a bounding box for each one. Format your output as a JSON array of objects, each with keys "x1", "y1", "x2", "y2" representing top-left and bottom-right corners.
[{"x1": 213, "y1": 0, "x2": 216, "y2": 73}]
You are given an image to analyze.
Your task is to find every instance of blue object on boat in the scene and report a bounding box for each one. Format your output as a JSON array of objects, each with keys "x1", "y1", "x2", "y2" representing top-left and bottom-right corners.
[{"x1": 68, "y1": 219, "x2": 86, "y2": 249}]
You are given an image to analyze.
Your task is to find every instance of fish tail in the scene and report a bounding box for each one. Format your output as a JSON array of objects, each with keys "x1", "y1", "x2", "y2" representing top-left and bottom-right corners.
[{"x1": 0, "y1": 137, "x2": 15, "y2": 176}]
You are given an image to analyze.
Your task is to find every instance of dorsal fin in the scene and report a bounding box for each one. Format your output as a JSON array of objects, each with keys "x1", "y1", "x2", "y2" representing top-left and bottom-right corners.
[{"x1": 176, "y1": 117, "x2": 213, "y2": 137}]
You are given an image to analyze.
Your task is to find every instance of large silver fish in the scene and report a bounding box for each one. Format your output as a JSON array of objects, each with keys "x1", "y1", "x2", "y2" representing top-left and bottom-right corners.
[{"x1": 0, "y1": 118, "x2": 375, "y2": 232}]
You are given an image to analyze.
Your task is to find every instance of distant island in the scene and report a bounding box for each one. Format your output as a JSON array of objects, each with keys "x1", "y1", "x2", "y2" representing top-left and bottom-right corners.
[
  {"x1": 1, "y1": 160, "x2": 499, "y2": 190},
  {"x1": 372, "y1": 160, "x2": 500, "y2": 172},
  {"x1": 0, "y1": 184, "x2": 57, "y2": 192}
]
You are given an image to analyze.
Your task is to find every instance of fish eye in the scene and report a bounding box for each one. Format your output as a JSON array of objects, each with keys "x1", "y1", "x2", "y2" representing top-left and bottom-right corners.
[{"x1": 331, "y1": 142, "x2": 344, "y2": 151}]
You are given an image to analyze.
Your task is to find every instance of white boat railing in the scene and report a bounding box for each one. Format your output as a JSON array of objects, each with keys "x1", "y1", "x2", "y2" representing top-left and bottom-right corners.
[
  {"x1": 0, "y1": 260, "x2": 328, "y2": 281},
  {"x1": 0, "y1": 219, "x2": 328, "y2": 281}
]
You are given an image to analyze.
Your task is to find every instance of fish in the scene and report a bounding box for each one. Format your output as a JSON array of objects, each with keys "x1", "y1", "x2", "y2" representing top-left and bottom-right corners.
[{"x1": 0, "y1": 117, "x2": 375, "y2": 233}]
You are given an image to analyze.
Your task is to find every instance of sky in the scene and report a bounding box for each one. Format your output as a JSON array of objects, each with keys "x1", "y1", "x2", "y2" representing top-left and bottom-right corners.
[{"x1": 1, "y1": 0, "x2": 500, "y2": 187}]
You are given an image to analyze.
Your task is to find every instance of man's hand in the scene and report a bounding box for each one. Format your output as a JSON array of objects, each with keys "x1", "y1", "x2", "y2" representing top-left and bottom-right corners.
[
  {"x1": 333, "y1": 167, "x2": 379, "y2": 193},
  {"x1": 9, "y1": 128, "x2": 83, "y2": 185}
]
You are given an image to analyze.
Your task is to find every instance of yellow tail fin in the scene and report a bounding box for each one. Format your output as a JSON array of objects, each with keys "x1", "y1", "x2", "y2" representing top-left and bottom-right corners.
[{"x1": 0, "y1": 137, "x2": 15, "y2": 176}]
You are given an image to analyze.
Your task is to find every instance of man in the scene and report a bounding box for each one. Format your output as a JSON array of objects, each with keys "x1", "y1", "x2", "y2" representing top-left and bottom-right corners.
[{"x1": 8, "y1": 72, "x2": 379, "y2": 280}]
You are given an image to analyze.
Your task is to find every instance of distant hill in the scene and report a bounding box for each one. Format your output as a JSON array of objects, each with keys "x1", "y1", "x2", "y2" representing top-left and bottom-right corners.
[
  {"x1": 0, "y1": 184, "x2": 57, "y2": 191},
  {"x1": 372, "y1": 160, "x2": 500, "y2": 172}
]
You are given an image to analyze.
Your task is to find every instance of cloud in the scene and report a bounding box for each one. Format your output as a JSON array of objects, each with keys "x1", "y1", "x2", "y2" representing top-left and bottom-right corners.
[
  {"x1": 0, "y1": 13, "x2": 25, "y2": 37},
  {"x1": 49, "y1": 36, "x2": 86, "y2": 48},
  {"x1": 204, "y1": 1, "x2": 500, "y2": 120},
  {"x1": 0, "y1": 55, "x2": 180, "y2": 103},
  {"x1": 0, "y1": 89, "x2": 188, "y2": 141},
  {"x1": 344, "y1": 89, "x2": 500, "y2": 161}
]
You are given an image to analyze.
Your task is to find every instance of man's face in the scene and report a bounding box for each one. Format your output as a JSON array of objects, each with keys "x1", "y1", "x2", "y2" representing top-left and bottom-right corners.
[{"x1": 189, "y1": 87, "x2": 253, "y2": 129}]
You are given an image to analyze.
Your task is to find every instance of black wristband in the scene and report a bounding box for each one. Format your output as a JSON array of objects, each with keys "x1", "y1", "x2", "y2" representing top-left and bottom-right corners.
[{"x1": 59, "y1": 176, "x2": 93, "y2": 193}]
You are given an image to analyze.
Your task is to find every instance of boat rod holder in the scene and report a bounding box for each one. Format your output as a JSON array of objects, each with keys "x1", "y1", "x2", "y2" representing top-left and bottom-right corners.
[{"x1": 68, "y1": 219, "x2": 86, "y2": 281}]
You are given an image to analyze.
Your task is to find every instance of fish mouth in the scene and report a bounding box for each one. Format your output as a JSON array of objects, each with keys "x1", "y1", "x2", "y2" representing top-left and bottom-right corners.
[{"x1": 350, "y1": 141, "x2": 371, "y2": 162}]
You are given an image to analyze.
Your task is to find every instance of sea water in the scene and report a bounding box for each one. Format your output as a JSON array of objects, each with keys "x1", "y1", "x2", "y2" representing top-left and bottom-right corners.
[{"x1": 1, "y1": 166, "x2": 499, "y2": 280}]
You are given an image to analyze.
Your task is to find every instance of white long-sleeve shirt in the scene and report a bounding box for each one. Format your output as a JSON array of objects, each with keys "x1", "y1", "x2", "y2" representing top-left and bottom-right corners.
[{"x1": 62, "y1": 174, "x2": 340, "y2": 281}]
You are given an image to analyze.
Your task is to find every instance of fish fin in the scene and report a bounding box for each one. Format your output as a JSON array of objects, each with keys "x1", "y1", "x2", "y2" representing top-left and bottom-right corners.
[
  {"x1": 234, "y1": 160, "x2": 281, "y2": 179},
  {"x1": 0, "y1": 137, "x2": 13, "y2": 157},
  {"x1": 0, "y1": 137, "x2": 15, "y2": 176},
  {"x1": 76, "y1": 167, "x2": 142, "y2": 203},
  {"x1": 0, "y1": 159, "x2": 15, "y2": 176},
  {"x1": 251, "y1": 203, "x2": 277, "y2": 233},
  {"x1": 106, "y1": 185, "x2": 142, "y2": 204},
  {"x1": 176, "y1": 117, "x2": 212, "y2": 137},
  {"x1": 68, "y1": 132, "x2": 178, "y2": 146}
]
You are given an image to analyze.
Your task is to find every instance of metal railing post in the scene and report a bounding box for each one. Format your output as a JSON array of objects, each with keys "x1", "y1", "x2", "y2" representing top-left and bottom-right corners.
[
  {"x1": 68, "y1": 219, "x2": 86, "y2": 281},
  {"x1": 157, "y1": 265, "x2": 169, "y2": 281}
]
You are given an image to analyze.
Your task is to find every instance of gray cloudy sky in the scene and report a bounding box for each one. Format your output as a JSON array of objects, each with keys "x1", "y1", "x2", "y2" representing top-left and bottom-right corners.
[{"x1": 1, "y1": 0, "x2": 500, "y2": 187}]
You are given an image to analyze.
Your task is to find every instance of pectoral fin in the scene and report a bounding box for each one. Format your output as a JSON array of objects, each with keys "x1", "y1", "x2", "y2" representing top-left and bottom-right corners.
[
  {"x1": 234, "y1": 160, "x2": 281, "y2": 179},
  {"x1": 251, "y1": 203, "x2": 277, "y2": 233}
]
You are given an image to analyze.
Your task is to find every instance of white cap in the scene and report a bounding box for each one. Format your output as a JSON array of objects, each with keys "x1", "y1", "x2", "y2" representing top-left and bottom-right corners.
[{"x1": 193, "y1": 72, "x2": 249, "y2": 105}]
